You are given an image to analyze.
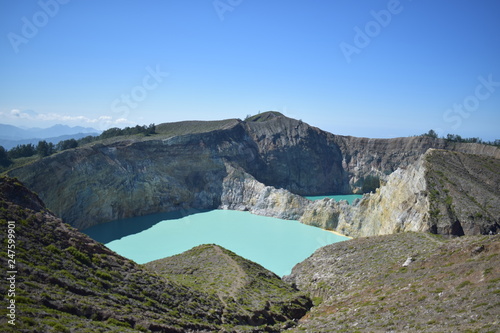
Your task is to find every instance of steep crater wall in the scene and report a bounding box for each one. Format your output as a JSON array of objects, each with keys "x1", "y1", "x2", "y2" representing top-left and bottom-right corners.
[
  {"x1": 7, "y1": 113, "x2": 500, "y2": 234},
  {"x1": 8, "y1": 123, "x2": 256, "y2": 229}
]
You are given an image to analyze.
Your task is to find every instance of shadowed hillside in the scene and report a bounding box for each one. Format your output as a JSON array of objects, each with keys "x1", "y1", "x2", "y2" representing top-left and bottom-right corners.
[{"x1": 425, "y1": 149, "x2": 500, "y2": 235}]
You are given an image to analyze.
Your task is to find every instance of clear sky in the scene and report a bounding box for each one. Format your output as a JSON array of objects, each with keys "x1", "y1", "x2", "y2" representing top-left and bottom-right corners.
[{"x1": 1, "y1": 0, "x2": 499, "y2": 140}]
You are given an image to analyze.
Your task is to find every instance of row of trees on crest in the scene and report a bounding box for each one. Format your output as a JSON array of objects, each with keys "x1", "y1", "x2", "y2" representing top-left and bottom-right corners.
[
  {"x1": 0, "y1": 124, "x2": 156, "y2": 169},
  {"x1": 422, "y1": 129, "x2": 499, "y2": 146}
]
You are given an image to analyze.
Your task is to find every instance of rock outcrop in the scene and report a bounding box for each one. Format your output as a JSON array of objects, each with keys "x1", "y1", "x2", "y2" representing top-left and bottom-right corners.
[
  {"x1": 299, "y1": 150, "x2": 500, "y2": 237},
  {"x1": 243, "y1": 116, "x2": 351, "y2": 195},
  {"x1": 297, "y1": 167, "x2": 424, "y2": 236},
  {"x1": 220, "y1": 163, "x2": 310, "y2": 220},
  {"x1": 7, "y1": 122, "x2": 251, "y2": 229},
  {"x1": 332, "y1": 155, "x2": 431, "y2": 237}
]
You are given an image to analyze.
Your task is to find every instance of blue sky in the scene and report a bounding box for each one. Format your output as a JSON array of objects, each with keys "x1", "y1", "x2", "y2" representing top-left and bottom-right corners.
[{"x1": 1, "y1": 0, "x2": 499, "y2": 140}]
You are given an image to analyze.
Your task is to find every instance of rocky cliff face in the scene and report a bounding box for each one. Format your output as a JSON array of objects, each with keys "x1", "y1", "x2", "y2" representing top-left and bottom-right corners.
[
  {"x1": 220, "y1": 163, "x2": 310, "y2": 220},
  {"x1": 8, "y1": 137, "x2": 228, "y2": 229},
  {"x1": 225, "y1": 148, "x2": 499, "y2": 238},
  {"x1": 7, "y1": 112, "x2": 500, "y2": 234},
  {"x1": 244, "y1": 116, "x2": 350, "y2": 195},
  {"x1": 424, "y1": 149, "x2": 500, "y2": 235},
  {"x1": 332, "y1": 135, "x2": 500, "y2": 191},
  {"x1": 297, "y1": 161, "x2": 428, "y2": 237},
  {"x1": 334, "y1": 156, "x2": 431, "y2": 237},
  {"x1": 299, "y1": 149, "x2": 500, "y2": 237},
  {"x1": 8, "y1": 121, "x2": 265, "y2": 229}
]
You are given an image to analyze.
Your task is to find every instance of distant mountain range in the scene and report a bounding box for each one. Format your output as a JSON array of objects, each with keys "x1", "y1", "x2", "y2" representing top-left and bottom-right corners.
[{"x1": 0, "y1": 123, "x2": 100, "y2": 149}]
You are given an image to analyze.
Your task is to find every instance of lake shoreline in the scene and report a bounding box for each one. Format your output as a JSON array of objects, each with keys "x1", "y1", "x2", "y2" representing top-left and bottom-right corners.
[{"x1": 326, "y1": 229, "x2": 353, "y2": 239}]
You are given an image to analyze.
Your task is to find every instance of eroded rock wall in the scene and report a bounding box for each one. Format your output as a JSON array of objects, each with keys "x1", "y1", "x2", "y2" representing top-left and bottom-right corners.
[
  {"x1": 8, "y1": 123, "x2": 257, "y2": 229},
  {"x1": 8, "y1": 113, "x2": 500, "y2": 235},
  {"x1": 332, "y1": 135, "x2": 500, "y2": 192},
  {"x1": 220, "y1": 163, "x2": 310, "y2": 220},
  {"x1": 299, "y1": 150, "x2": 500, "y2": 237},
  {"x1": 244, "y1": 117, "x2": 350, "y2": 195},
  {"x1": 338, "y1": 156, "x2": 430, "y2": 237}
]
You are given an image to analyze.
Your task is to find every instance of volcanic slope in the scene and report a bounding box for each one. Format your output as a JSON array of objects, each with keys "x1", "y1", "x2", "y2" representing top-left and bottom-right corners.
[
  {"x1": 145, "y1": 244, "x2": 311, "y2": 326},
  {"x1": 0, "y1": 176, "x2": 310, "y2": 332},
  {"x1": 425, "y1": 149, "x2": 500, "y2": 236},
  {"x1": 284, "y1": 232, "x2": 500, "y2": 332}
]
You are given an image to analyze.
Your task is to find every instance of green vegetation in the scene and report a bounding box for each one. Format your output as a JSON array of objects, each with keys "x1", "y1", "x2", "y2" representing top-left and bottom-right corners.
[
  {"x1": 0, "y1": 145, "x2": 10, "y2": 167},
  {"x1": 6, "y1": 143, "x2": 37, "y2": 158},
  {"x1": 66, "y1": 246, "x2": 92, "y2": 266},
  {"x1": 421, "y1": 129, "x2": 500, "y2": 147},
  {"x1": 144, "y1": 244, "x2": 311, "y2": 324},
  {"x1": 457, "y1": 280, "x2": 472, "y2": 289},
  {"x1": 155, "y1": 119, "x2": 238, "y2": 137},
  {"x1": 99, "y1": 123, "x2": 156, "y2": 139},
  {"x1": 0, "y1": 124, "x2": 156, "y2": 173},
  {"x1": 36, "y1": 140, "x2": 55, "y2": 157},
  {"x1": 245, "y1": 111, "x2": 285, "y2": 122},
  {"x1": 95, "y1": 270, "x2": 113, "y2": 281}
]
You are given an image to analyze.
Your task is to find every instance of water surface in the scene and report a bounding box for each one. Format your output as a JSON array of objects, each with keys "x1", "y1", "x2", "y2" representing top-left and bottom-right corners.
[
  {"x1": 84, "y1": 210, "x2": 348, "y2": 277},
  {"x1": 305, "y1": 194, "x2": 363, "y2": 204}
]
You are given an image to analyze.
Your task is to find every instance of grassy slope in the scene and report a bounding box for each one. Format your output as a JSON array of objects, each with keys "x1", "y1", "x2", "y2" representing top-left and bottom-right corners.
[
  {"x1": 71, "y1": 118, "x2": 242, "y2": 148},
  {"x1": 245, "y1": 111, "x2": 285, "y2": 122},
  {"x1": 285, "y1": 232, "x2": 500, "y2": 332},
  {"x1": 155, "y1": 118, "x2": 241, "y2": 137},
  {"x1": 0, "y1": 177, "x2": 309, "y2": 332},
  {"x1": 0, "y1": 177, "x2": 223, "y2": 332},
  {"x1": 145, "y1": 244, "x2": 311, "y2": 326},
  {"x1": 0, "y1": 118, "x2": 242, "y2": 175}
]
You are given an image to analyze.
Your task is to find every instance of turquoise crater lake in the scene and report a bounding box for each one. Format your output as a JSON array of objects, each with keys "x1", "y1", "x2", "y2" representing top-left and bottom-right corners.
[
  {"x1": 305, "y1": 194, "x2": 363, "y2": 204},
  {"x1": 84, "y1": 209, "x2": 349, "y2": 277}
]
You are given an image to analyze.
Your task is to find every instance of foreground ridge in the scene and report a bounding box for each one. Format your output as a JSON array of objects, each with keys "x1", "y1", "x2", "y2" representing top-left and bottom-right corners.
[
  {"x1": 0, "y1": 176, "x2": 310, "y2": 332},
  {"x1": 284, "y1": 232, "x2": 500, "y2": 332}
]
